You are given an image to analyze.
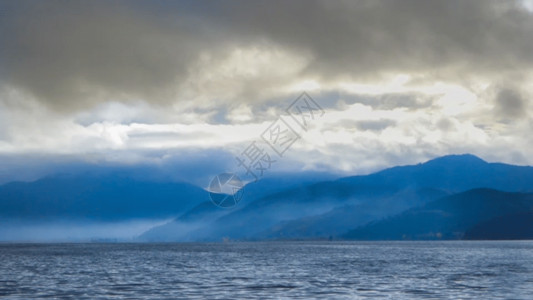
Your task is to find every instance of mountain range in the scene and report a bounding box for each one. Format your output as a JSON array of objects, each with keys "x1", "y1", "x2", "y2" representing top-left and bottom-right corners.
[
  {"x1": 141, "y1": 154, "x2": 533, "y2": 241},
  {"x1": 1, "y1": 154, "x2": 533, "y2": 241}
]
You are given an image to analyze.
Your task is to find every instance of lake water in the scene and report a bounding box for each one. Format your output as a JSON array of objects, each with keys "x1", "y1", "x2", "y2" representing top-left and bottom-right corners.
[{"x1": 1, "y1": 241, "x2": 532, "y2": 299}]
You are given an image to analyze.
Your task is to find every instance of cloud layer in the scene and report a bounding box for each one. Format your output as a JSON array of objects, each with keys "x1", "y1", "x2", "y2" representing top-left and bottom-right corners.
[{"x1": 1, "y1": 0, "x2": 533, "y2": 183}]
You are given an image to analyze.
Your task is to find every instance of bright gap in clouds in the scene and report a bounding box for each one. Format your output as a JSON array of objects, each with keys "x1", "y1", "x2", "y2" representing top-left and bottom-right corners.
[
  {"x1": 0, "y1": 73, "x2": 532, "y2": 178},
  {"x1": 523, "y1": 0, "x2": 533, "y2": 12}
]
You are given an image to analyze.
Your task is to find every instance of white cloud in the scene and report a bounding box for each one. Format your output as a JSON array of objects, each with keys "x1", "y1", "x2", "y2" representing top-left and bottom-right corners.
[{"x1": 1, "y1": 77, "x2": 533, "y2": 179}]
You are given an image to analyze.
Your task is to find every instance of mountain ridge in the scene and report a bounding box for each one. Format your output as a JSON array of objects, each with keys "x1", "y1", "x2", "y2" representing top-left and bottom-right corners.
[
  {"x1": 140, "y1": 154, "x2": 533, "y2": 241},
  {"x1": 342, "y1": 188, "x2": 533, "y2": 240},
  {"x1": 2, "y1": 153, "x2": 533, "y2": 241}
]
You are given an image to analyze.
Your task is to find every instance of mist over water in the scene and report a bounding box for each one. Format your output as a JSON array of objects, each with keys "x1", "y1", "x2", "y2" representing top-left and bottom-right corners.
[
  {"x1": 1, "y1": 241, "x2": 532, "y2": 299},
  {"x1": 0, "y1": 219, "x2": 170, "y2": 242}
]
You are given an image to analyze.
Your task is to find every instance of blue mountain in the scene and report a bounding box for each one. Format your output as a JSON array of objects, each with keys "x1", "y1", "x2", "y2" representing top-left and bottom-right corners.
[
  {"x1": 343, "y1": 189, "x2": 533, "y2": 240},
  {"x1": 0, "y1": 170, "x2": 334, "y2": 221},
  {"x1": 141, "y1": 154, "x2": 533, "y2": 241},
  {"x1": 337, "y1": 154, "x2": 533, "y2": 193},
  {"x1": 3, "y1": 154, "x2": 533, "y2": 241},
  {"x1": 464, "y1": 211, "x2": 533, "y2": 240},
  {"x1": 0, "y1": 174, "x2": 208, "y2": 221}
]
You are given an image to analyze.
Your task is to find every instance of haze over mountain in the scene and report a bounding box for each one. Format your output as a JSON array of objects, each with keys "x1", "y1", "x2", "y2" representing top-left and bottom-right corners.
[
  {"x1": 141, "y1": 154, "x2": 533, "y2": 241},
  {"x1": 0, "y1": 174, "x2": 207, "y2": 221},
  {"x1": 0, "y1": 169, "x2": 334, "y2": 241},
  {"x1": 1, "y1": 154, "x2": 532, "y2": 241}
]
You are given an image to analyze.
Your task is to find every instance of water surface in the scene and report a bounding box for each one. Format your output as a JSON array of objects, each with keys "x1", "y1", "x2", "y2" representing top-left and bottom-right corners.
[{"x1": 1, "y1": 241, "x2": 532, "y2": 299}]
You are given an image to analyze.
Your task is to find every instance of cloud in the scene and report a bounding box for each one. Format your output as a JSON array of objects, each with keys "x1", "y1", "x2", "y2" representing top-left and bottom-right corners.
[
  {"x1": 494, "y1": 87, "x2": 528, "y2": 120},
  {"x1": 354, "y1": 119, "x2": 397, "y2": 132},
  {"x1": 1, "y1": 0, "x2": 533, "y2": 184},
  {"x1": 206, "y1": 0, "x2": 533, "y2": 81},
  {"x1": 0, "y1": 1, "x2": 219, "y2": 110},
  {"x1": 1, "y1": 0, "x2": 533, "y2": 112}
]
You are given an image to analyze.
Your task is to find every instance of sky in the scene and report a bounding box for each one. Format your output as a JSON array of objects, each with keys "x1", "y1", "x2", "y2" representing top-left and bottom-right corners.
[{"x1": 1, "y1": 0, "x2": 533, "y2": 185}]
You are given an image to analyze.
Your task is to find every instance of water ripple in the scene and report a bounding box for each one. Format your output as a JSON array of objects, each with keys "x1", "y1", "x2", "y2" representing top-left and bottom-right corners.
[{"x1": 0, "y1": 241, "x2": 532, "y2": 299}]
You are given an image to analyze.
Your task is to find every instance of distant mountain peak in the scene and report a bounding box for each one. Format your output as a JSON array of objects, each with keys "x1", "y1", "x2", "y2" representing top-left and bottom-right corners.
[{"x1": 424, "y1": 154, "x2": 486, "y2": 166}]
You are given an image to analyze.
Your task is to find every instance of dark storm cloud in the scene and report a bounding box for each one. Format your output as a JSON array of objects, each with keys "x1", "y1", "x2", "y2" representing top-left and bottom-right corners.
[
  {"x1": 205, "y1": 0, "x2": 533, "y2": 79},
  {"x1": 494, "y1": 87, "x2": 528, "y2": 120},
  {"x1": 355, "y1": 119, "x2": 397, "y2": 132},
  {"x1": 0, "y1": 1, "x2": 224, "y2": 111},
  {"x1": 333, "y1": 118, "x2": 396, "y2": 132},
  {"x1": 0, "y1": 0, "x2": 532, "y2": 111}
]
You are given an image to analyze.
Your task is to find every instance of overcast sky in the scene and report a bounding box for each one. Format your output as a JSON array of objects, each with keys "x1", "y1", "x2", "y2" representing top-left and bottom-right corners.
[{"x1": 1, "y1": 0, "x2": 533, "y2": 184}]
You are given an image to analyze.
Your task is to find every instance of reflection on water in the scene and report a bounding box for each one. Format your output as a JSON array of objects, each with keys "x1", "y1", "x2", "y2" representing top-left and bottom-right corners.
[{"x1": 0, "y1": 241, "x2": 532, "y2": 299}]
